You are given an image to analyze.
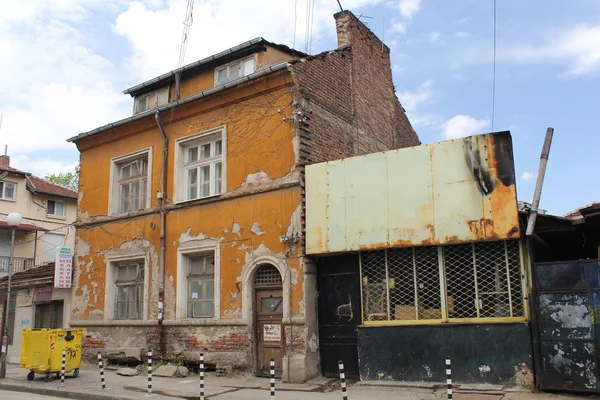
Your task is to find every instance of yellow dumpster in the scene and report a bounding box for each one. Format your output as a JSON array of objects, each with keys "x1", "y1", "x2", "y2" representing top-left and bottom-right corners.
[{"x1": 20, "y1": 328, "x2": 85, "y2": 382}]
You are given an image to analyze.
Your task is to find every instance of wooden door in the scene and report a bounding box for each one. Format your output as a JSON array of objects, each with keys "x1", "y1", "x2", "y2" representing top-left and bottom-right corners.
[{"x1": 255, "y1": 289, "x2": 284, "y2": 377}]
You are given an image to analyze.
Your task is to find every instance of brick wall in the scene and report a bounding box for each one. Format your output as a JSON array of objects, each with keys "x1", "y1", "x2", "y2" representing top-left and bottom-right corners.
[{"x1": 290, "y1": 10, "x2": 420, "y2": 168}]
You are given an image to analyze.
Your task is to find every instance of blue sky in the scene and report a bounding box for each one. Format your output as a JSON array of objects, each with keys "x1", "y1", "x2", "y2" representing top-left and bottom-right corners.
[{"x1": 0, "y1": 0, "x2": 598, "y2": 215}]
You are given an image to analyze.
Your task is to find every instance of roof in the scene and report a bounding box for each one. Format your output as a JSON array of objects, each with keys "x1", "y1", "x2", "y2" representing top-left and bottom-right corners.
[
  {"x1": 27, "y1": 175, "x2": 77, "y2": 199},
  {"x1": 564, "y1": 202, "x2": 600, "y2": 219},
  {"x1": 0, "y1": 220, "x2": 48, "y2": 231},
  {"x1": 0, "y1": 166, "x2": 29, "y2": 176},
  {"x1": 0, "y1": 263, "x2": 55, "y2": 287},
  {"x1": 123, "y1": 37, "x2": 306, "y2": 97},
  {"x1": 67, "y1": 62, "x2": 290, "y2": 143}
]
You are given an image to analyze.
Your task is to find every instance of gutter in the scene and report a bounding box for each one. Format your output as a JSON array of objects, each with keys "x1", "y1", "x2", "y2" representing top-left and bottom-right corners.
[
  {"x1": 154, "y1": 111, "x2": 168, "y2": 326},
  {"x1": 67, "y1": 62, "x2": 290, "y2": 143}
]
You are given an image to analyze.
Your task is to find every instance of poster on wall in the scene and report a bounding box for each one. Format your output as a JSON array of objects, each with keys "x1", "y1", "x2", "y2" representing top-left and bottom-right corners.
[
  {"x1": 54, "y1": 247, "x2": 73, "y2": 289},
  {"x1": 263, "y1": 324, "x2": 281, "y2": 342}
]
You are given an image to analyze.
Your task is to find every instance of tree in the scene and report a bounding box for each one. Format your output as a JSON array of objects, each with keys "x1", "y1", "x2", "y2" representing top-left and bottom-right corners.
[{"x1": 44, "y1": 164, "x2": 80, "y2": 191}]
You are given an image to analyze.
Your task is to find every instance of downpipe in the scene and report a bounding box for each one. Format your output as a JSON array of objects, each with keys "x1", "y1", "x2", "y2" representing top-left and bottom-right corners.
[
  {"x1": 526, "y1": 127, "x2": 554, "y2": 236},
  {"x1": 155, "y1": 111, "x2": 168, "y2": 355}
]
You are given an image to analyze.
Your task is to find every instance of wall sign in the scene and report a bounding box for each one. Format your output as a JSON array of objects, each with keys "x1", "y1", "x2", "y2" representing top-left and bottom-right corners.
[
  {"x1": 263, "y1": 324, "x2": 281, "y2": 342},
  {"x1": 55, "y1": 247, "x2": 73, "y2": 289}
]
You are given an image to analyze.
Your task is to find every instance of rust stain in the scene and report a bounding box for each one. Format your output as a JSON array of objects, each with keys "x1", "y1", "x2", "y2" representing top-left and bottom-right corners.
[{"x1": 485, "y1": 135, "x2": 520, "y2": 239}]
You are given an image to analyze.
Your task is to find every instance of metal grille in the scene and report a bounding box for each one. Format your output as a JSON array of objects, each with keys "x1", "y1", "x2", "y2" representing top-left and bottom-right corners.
[
  {"x1": 360, "y1": 240, "x2": 525, "y2": 323},
  {"x1": 254, "y1": 265, "x2": 282, "y2": 286}
]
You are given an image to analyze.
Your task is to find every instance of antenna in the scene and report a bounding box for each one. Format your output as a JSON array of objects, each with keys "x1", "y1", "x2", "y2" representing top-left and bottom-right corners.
[{"x1": 336, "y1": 0, "x2": 343, "y2": 12}]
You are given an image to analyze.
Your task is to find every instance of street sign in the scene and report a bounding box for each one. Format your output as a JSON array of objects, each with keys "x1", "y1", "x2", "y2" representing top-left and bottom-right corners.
[{"x1": 55, "y1": 247, "x2": 73, "y2": 289}]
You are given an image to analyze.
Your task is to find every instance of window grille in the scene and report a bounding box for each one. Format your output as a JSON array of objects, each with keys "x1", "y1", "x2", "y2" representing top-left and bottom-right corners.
[
  {"x1": 254, "y1": 265, "x2": 282, "y2": 286},
  {"x1": 360, "y1": 240, "x2": 525, "y2": 324}
]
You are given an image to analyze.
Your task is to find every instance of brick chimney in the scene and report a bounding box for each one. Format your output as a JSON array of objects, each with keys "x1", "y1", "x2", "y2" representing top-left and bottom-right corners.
[
  {"x1": 0, "y1": 155, "x2": 9, "y2": 169},
  {"x1": 334, "y1": 10, "x2": 388, "y2": 54}
]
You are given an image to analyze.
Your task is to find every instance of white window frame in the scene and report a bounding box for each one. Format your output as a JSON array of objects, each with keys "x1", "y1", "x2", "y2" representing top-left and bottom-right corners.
[
  {"x1": 175, "y1": 126, "x2": 226, "y2": 204},
  {"x1": 104, "y1": 254, "x2": 149, "y2": 321},
  {"x1": 176, "y1": 241, "x2": 220, "y2": 320},
  {"x1": 109, "y1": 148, "x2": 153, "y2": 215},
  {"x1": 0, "y1": 181, "x2": 16, "y2": 201},
  {"x1": 134, "y1": 86, "x2": 169, "y2": 114},
  {"x1": 47, "y1": 199, "x2": 66, "y2": 218},
  {"x1": 214, "y1": 55, "x2": 257, "y2": 86}
]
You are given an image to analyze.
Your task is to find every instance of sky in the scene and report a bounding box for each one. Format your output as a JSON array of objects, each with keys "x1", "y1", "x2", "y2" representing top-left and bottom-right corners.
[{"x1": 0, "y1": 0, "x2": 598, "y2": 215}]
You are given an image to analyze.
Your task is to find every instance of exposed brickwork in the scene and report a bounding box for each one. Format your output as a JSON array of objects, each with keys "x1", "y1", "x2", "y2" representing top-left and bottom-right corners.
[
  {"x1": 0, "y1": 155, "x2": 9, "y2": 169},
  {"x1": 290, "y1": 10, "x2": 420, "y2": 167}
]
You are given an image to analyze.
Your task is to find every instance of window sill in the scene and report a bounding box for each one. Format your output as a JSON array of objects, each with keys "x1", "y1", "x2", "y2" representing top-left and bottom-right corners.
[
  {"x1": 46, "y1": 215, "x2": 67, "y2": 220},
  {"x1": 360, "y1": 317, "x2": 529, "y2": 327},
  {"x1": 70, "y1": 319, "x2": 158, "y2": 327},
  {"x1": 164, "y1": 318, "x2": 247, "y2": 326},
  {"x1": 108, "y1": 208, "x2": 151, "y2": 218},
  {"x1": 0, "y1": 198, "x2": 16, "y2": 203},
  {"x1": 174, "y1": 193, "x2": 222, "y2": 205}
]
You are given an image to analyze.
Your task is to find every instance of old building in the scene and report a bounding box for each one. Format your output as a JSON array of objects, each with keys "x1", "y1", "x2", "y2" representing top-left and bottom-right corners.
[
  {"x1": 0, "y1": 155, "x2": 77, "y2": 273},
  {"x1": 0, "y1": 154, "x2": 77, "y2": 363},
  {"x1": 67, "y1": 10, "x2": 418, "y2": 382}
]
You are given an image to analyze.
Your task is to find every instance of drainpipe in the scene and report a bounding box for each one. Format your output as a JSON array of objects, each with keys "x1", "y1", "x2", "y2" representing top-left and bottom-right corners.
[
  {"x1": 526, "y1": 127, "x2": 554, "y2": 236},
  {"x1": 155, "y1": 111, "x2": 168, "y2": 325}
]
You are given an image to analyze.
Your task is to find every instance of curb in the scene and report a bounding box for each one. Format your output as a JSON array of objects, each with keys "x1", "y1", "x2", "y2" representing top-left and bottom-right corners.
[{"x1": 0, "y1": 383, "x2": 138, "y2": 400}]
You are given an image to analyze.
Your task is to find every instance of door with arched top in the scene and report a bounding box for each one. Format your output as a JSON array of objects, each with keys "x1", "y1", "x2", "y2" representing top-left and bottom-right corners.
[{"x1": 254, "y1": 264, "x2": 284, "y2": 377}]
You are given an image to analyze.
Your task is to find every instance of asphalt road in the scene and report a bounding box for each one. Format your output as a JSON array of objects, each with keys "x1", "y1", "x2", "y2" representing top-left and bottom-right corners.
[{"x1": 0, "y1": 390, "x2": 68, "y2": 399}]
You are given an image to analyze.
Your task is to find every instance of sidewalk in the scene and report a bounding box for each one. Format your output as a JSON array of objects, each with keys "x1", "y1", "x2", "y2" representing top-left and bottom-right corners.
[{"x1": 0, "y1": 362, "x2": 588, "y2": 399}]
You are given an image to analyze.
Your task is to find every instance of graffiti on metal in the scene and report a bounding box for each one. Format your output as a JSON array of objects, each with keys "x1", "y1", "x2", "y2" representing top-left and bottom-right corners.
[{"x1": 305, "y1": 132, "x2": 520, "y2": 254}]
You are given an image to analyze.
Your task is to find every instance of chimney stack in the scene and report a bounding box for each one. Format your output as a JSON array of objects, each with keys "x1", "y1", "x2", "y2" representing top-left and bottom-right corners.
[
  {"x1": 334, "y1": 10, "x2": 388, "y2": 53},
  {"x1": 0, "y1": 155, "x2": 9, "y2": 169}
]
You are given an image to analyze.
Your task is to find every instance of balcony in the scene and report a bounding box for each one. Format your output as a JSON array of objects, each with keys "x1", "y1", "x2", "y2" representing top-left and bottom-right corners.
[{"x1": 0, "y1": 257, "x2": 36, "y2": 274}]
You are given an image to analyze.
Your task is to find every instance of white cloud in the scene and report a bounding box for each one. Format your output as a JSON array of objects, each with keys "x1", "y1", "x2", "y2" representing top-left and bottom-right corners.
[
  {"x1": 395, "y1": 0, "x2": 422, "y2": 19},
  {"x1": 397, "y1": 80, "x2": 432, "y2": 113},
  {"x1": 505, "y1": 24, "x2": 600, "y2": 76},
  {"x1": 11, "y1": 155, "x2": 78, "y2": 178},
  {"x1": 391, "y1": 21, "x2": 407, "y2": 35},
  {"x1": 521, "y1": 172, "x2": 534, "y2": 182},
  {"x1": 114, "y1": 0, "x2": 382, "y2": 80},
  {"x1": 441, "y1": 115, "x2": 490, "y2": 139},
  {"x1": 453, "y1": 31, "x2": 468, "y2": 39},
  {"x1": 428, "y1": 32, "x2": 441, "y2": 42}
]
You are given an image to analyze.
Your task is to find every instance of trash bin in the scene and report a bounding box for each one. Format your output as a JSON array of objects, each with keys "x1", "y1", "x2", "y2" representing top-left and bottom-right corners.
[{"x1": 20, "y1": 328, "x2": 86, "y2": 382}]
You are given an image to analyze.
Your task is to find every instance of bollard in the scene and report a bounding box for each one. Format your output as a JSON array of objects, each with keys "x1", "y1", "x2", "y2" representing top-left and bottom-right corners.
[
  {"x1": 97, "y1": 351, "x2": 106, "y2": 389},
  {"x1": 61, "y1": 349, "x2": 66, "y2": 385},
  {"x1": 446, "y1": 357, "x2": 453, "y2": 400},
  {"x1": 338, "y1": 360, "x2": 348, "y2": 400},
  {"x1": 270, "y1": 359, "x2": 275, "y2": 399},
  {"x1": 147, "y1": 350, "x2": 153, "y2": 395},
  {"x1": 199, "y1": 353, "x2": 205, "y2": 400}
]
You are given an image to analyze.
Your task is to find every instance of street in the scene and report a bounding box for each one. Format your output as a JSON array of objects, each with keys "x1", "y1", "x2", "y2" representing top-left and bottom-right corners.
[{"x1": 0, "y1": 390, "x2": 66, "y2": 399}]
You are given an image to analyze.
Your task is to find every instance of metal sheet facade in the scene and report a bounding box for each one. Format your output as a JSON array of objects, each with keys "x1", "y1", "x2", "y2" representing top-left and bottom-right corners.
[{"x1": 305, "y1": 132, "x2": 520, "y2": 255}]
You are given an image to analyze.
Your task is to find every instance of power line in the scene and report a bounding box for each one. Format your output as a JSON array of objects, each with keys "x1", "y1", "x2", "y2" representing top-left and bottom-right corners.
[{"x1": 491, "y1": 0, "x2": 497, "y2": 132}]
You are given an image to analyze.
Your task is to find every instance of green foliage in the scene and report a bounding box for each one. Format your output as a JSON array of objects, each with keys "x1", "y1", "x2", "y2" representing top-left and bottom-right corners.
[{"x1": 44, "y1": 164, "x2": 79, "y2": 191}]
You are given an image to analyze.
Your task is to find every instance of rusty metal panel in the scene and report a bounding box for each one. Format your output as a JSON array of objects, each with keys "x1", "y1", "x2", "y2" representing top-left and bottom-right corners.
[
  {"x1": 327, "y1": 160, "x2": 347, "y2": 253},
  {"x1": 387, "y1": 145, "x2": 434, "y2": 246},
  {"x1": 345, "y1": 152, "x2": 388, "y2": 251},
  {"x1": 305, "y1": 162, "x2": 328, "y2": 254},
  {"x1": 305, "y1": 132, "x2": 520, "y2": 255}
]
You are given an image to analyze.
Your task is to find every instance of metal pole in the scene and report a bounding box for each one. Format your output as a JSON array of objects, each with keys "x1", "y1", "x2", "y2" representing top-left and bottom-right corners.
[
  {"x1": 526, "y1": 127, "x2": 554, "y2": 236},
  {"x1": 0, "y1": 227, "x2": 16, "y2": 379},
  {"x1": 199, "y1": 353, "x2": 205, "y2": 400},
  {"x1": 446, "y1": 357, "x2": 453, "y2": 400},
  {"x1": 270, "y1": 359, "x2": 275, "y2": 399},
  {"x1": 338, "y1": 360, "x2": 348, "y2": 400},
  {"x1": 61, "y1": 349, "x2": 66, "y2": 385},
  {"x1": 147, "y1": 350, "x2": 153, "y2": 395},
  {"x1": 97, "y1": 351, "x2": 106, "y2": 389}
]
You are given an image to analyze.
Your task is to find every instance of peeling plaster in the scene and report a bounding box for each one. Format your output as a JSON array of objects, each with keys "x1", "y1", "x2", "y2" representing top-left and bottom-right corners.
[
  {"x1": 307, "y1": 333, "x2": 318, "y2": 352},
  {"x1": 549, "y1": 304, "x2": 591, "y2": 329},
  {"x1": 241, "y1": 171, "x2": 271, "y2": 187},
  {"x1": 250, "y1": 222, "x2": 265, "y2": 236},
  {"x1": 232, "y1": 222, "x2": 241, "y2": 236}
]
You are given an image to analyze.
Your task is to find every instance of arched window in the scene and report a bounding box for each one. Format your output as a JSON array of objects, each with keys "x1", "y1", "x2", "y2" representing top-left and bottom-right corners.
[{"x1": 254, "y1": 264, "x2": 282, "y2": 286}]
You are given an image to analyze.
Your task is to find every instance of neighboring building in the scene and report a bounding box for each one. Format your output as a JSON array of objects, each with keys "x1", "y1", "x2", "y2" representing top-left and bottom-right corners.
[
  {"x1": 305, "y1": 130, "x2": 600, "y2": 394},
  {"x1": 0, "y1": 263, "x2": 73, "y2": 364},
  {"x1": 66, "y1": 10, "x2": 418, "y2": 382},
  {"x1": 0, "y1": 155, "x2": 77, "y2": 273},
  {"x1": 0, "y1": 155, "x2": 77, "y2": 364}
]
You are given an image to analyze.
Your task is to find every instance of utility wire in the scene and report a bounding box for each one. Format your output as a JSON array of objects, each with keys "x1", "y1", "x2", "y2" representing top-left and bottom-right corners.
[{"x1": 491, "y1": 0, "x2": 497, "y2": 133}]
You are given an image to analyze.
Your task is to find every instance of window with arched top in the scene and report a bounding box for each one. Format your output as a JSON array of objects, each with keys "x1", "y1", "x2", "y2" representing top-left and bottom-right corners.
[{"x1": 254, "y1": 265, "x2": 282, "y2": 287}]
